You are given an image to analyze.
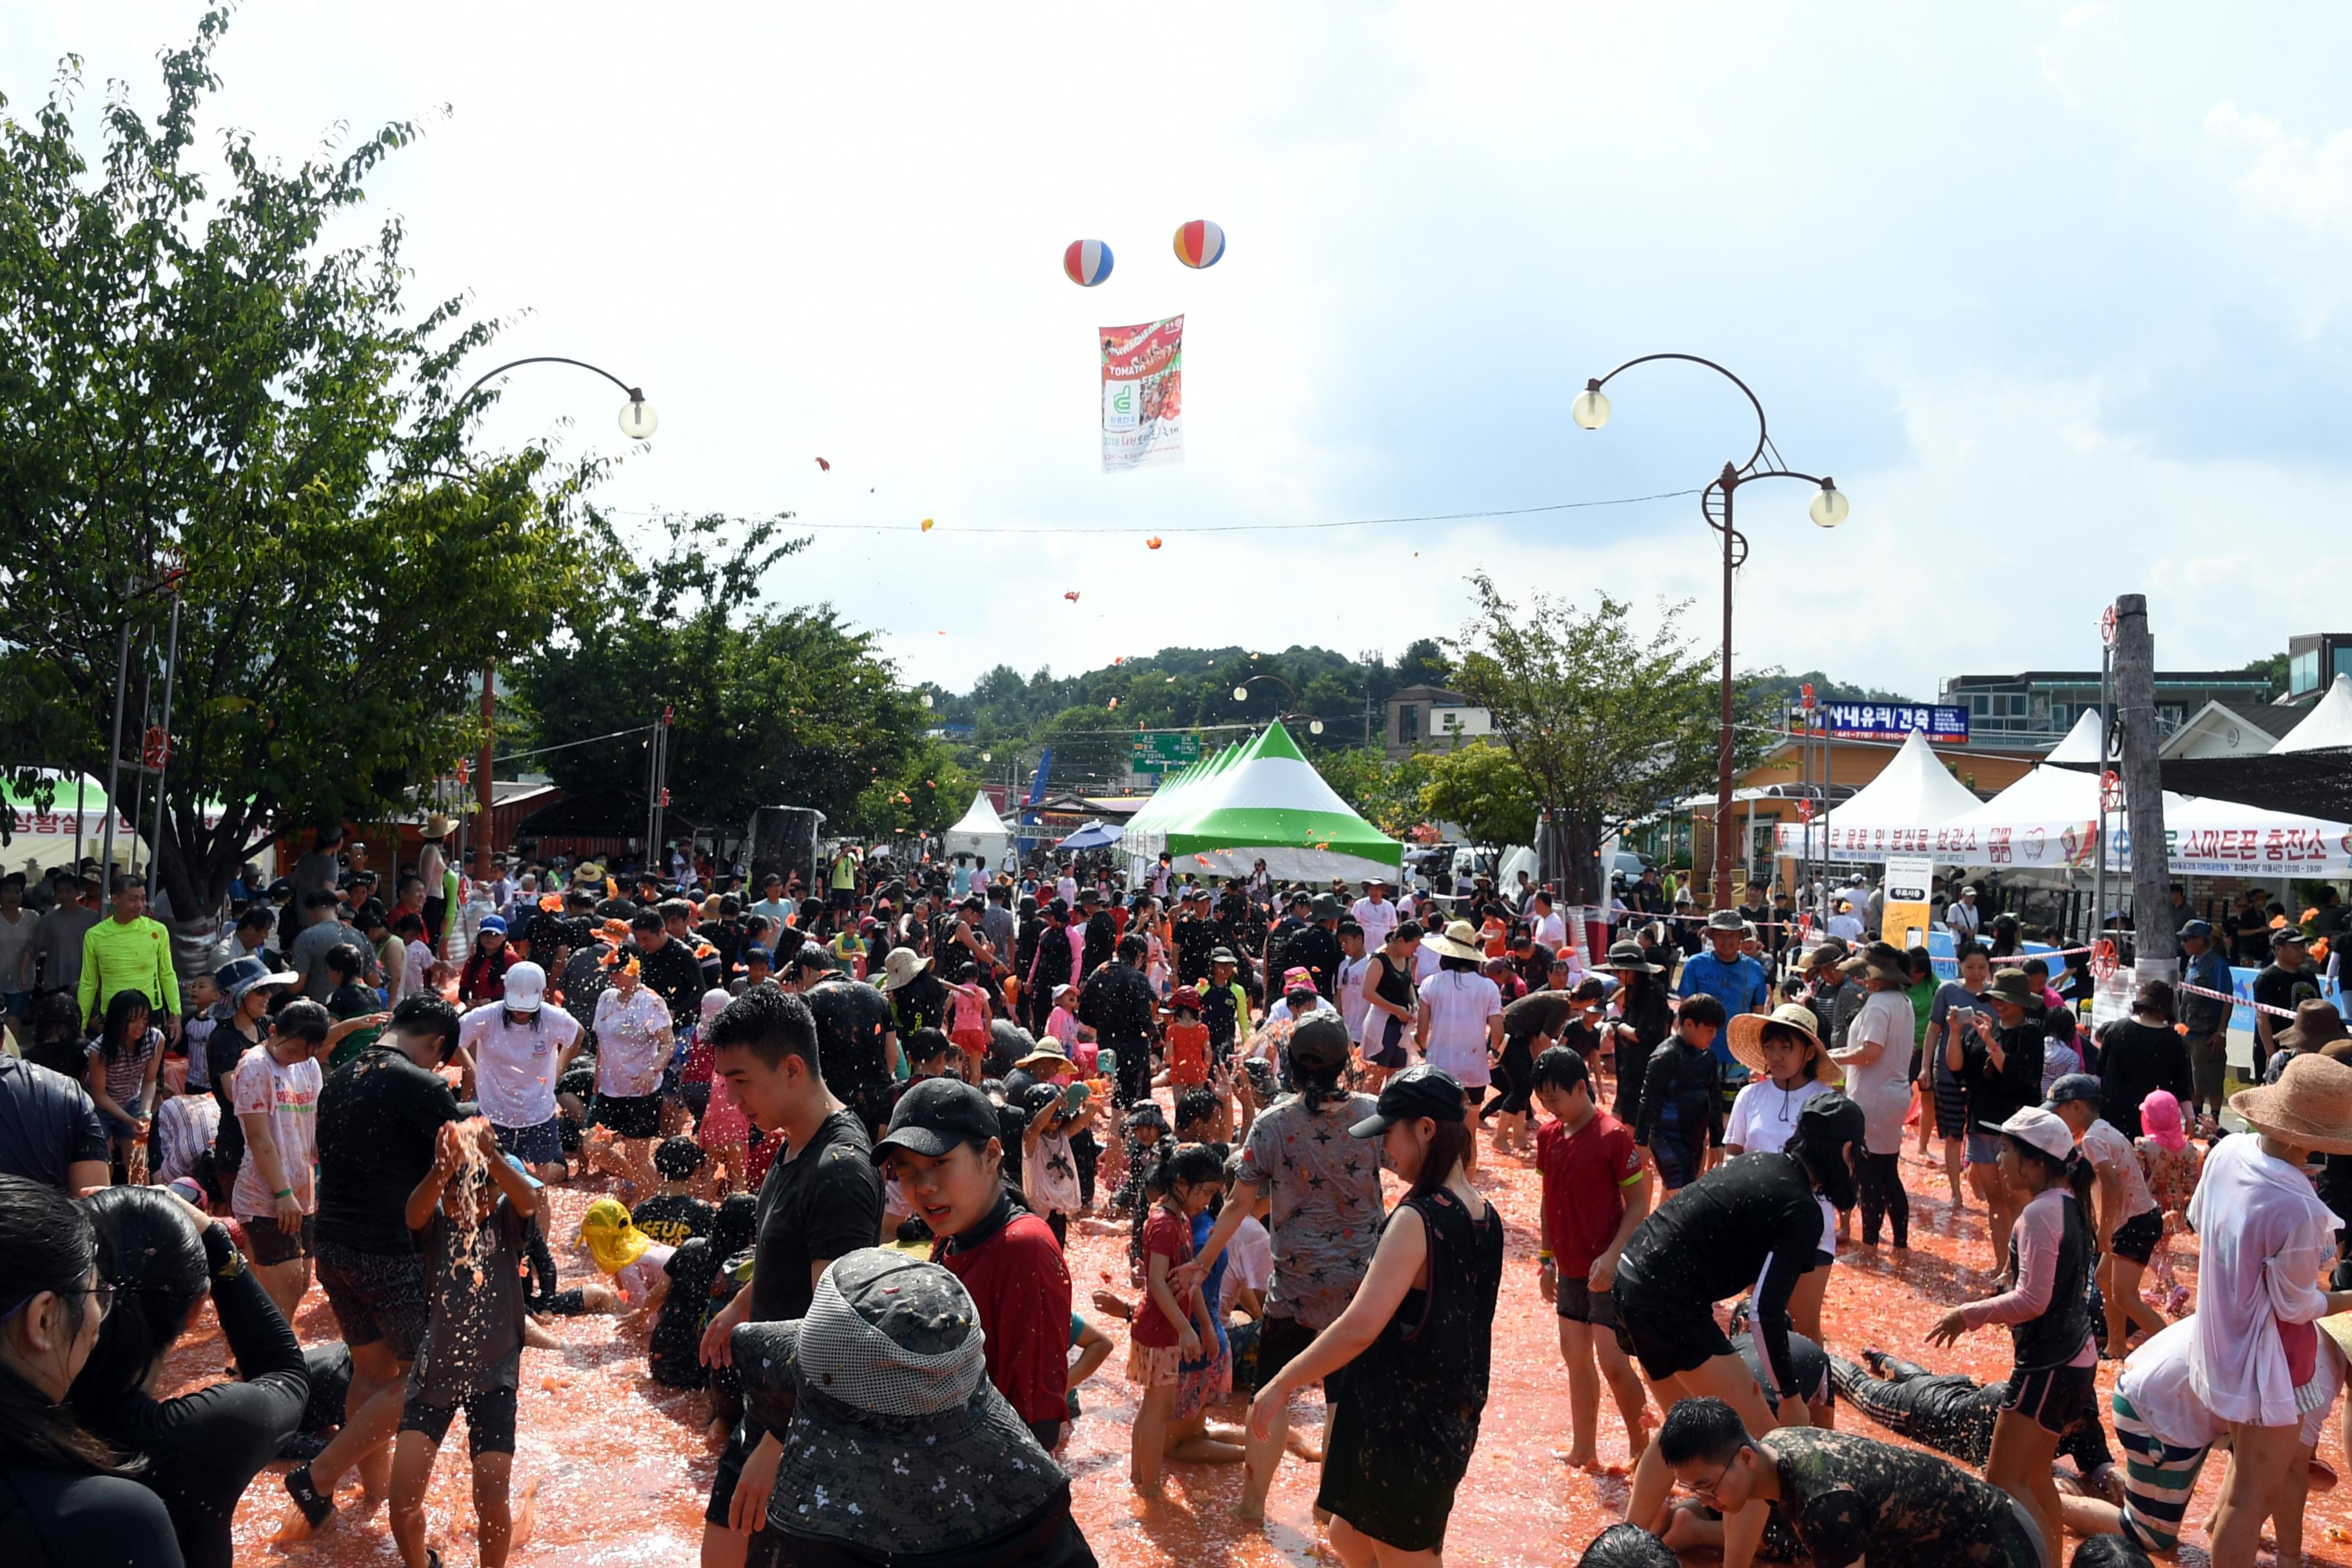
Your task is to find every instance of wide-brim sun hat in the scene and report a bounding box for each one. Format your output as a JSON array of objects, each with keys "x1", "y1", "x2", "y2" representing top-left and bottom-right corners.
[
  {"x1": 1727, "y1": 1003, "x2": 1841, "y2": 1084},
  {"x1": 1982, "y1": 969, "x2": 2047, "y2": 1013},
  {"x1": 219, "y1": 955, "x2": 300, "y2": 1006},
  {"x1": 1420, "y1": 919, "x2": 1485, "y2": 963},
  {"x1": 1605, "y1": 940, "x2": 1661, "y2": 974},
  {"x1": 875, "y1": 947, "x2": 934, "y2": 992},
  {"x1": 2277, "y1": 999, "x2": 2350, "y2": 1055},
  {"x1": 2230, "y1": 1052, "x2": 2352, "y2": 1155},
  {"x1": 732, "y1": 1251, "x2": 1066, "y2": 1556},
  {"x1": 1839, "y1": 942, "x2": 1910, "y2": 986}
]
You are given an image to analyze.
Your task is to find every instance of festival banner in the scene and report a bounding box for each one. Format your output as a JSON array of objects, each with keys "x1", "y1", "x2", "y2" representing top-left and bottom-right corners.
[{"x1": 1101, "y1": 315, "x2": 1184, "y2": 472}]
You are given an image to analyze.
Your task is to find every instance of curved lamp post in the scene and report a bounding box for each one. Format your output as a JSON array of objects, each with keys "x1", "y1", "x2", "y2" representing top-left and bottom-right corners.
[
  {"x1": 1574, "y1": 354, "x2": 1847, "y2": 910},
  {"x1": 451, "y1": 354, "x2": 660, "y2": 876},
  {"x1": 1231, "y1": 674, "x2": 1325, "y2": 735}
]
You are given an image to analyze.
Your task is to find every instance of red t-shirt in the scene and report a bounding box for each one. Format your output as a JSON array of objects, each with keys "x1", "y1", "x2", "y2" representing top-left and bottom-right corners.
[
  {"x1": 1132, "y1": 1206, "x2": 1194, "y2": 1348},
  {"x1": 1536, "y1": 1111, "x2": 1644, "y2": 1275},
  {"x1": 1166, "y1": 1021, "x2": 1210, "y2": 1087},
  {"x1": 934, "y1": 1209, "x2": 1073, "y2": 1426}
]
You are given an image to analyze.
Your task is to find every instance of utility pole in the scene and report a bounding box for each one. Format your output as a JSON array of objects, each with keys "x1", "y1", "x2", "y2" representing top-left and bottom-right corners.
[{"x1": 2112, "y1": 594, "x2": 2177, "y2": 979}]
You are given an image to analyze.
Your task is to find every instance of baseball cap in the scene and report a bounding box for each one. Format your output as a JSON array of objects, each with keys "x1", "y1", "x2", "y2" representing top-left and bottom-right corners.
[
  {"x1": 1287, "y1": 1014, "x2": 1351, "y2": 1070},
  {"x1": 2044, "y1": 1073, "x2": 2104, "y2": 1109},
  {"x1": 1349, "y1": 1063, "x2": 1469, "y2": 1138},
  {"x1": 502, "y1": 961, "x2": 547, "y2": 1013},
  {"x1": 478, "y1": 914, "x2": 508, "y2": 935},
  {"x1": 2179, "y1": 919, "x2": 2213, "y2": 940},
  {"x1": 872, "y1": 1078, "x2": 1002, "y2": 1162},
  {"x1": 1984, "y1": 1105, "x2": 2075, "y2": 1163}
]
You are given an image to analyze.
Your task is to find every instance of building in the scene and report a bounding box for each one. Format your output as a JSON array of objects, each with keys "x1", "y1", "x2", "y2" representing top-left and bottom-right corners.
[
  {"x1": 1937, "y1": 669, "x2": 2273, "y2": 749},
  {"x1": 1382, "y1": 685, "x2": 1493, "y2": 759},
  {"x1": 2157, "y1": 700, "x2": 2290, "y2": 762},
  {"x1": 2286, "y1": 633, "x2": 2352, "y2": 705}
]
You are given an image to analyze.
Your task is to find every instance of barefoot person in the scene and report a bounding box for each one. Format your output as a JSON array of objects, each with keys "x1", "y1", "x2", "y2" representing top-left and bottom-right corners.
[
  {"x1": 1615, "y1": 1093, "x2": 1868, "y2": 1568},
  {"x1": 1248, "y1": 1064, "x2": 1505, "y2": 1566},
  {"x1": 1181, "y1": 1015, "x2": 1382, "y2": 1521},
  {"x1": 1531, "y1": 1044, "x2": 1651, "y2": 1469}
]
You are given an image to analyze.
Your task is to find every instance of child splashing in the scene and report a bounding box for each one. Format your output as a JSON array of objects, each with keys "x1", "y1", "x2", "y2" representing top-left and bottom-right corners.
[
  {"x1": 389, "y1": 1119, "x2": 546, "y2": 1568},
  {"x1": 578, "y1": 1198, "x2": 675, "y2": 1327}
]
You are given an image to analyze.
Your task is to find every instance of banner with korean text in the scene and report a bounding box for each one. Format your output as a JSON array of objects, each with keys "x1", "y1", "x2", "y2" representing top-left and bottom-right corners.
[{"x1": 1101, "y1": 316, "x2": 1184, "y2": 472}]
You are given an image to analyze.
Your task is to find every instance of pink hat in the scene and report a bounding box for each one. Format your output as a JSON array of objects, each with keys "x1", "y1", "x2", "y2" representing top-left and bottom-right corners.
[{"x1": 2140, "y1": 1089, "x2": 2187, "y2": 1152}]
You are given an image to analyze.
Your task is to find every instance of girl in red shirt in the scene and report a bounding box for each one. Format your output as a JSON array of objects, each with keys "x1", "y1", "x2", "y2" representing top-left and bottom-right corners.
[{"x1": 1131, "y1": 1142, "x2": 1222, "y2": 1496}]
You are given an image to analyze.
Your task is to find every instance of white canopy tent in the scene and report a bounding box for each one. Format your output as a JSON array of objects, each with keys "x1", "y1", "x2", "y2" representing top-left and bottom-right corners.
[
  {"x1": 2274, "y1": 674, "x2": 2352, "y2": 754},
  {"x1": 939, "y1": 790, "x2": 1012, "y2": 864},
  {"x1": 1771, "y1": 729, "x2": 1987, "y2": 863}
]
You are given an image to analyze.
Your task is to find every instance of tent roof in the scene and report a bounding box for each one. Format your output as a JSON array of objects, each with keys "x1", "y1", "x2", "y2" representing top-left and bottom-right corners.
[
  {"x1": 1129, "y1": 723, "x2": 1401, "y2": 870},
  {"x1": 945, "y1": 790, "x2": 1010, "y2": 838},
  {"x1": 2044, "y1": 708, "x2": 2104, "y2": 765},
  {"x1": 1815, "y1": 729, "x2": 1984, "y2": 830},
  {"x1": 2277, "y1": 676, "x2": 2352, "y2": 754}
]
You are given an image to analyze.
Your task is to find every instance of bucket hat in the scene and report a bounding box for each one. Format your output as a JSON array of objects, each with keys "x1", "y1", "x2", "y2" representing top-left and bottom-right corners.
[
  {"x1": 732, "y1": 1251, "x2": 1067, "y2": 1555},
  {"x1": 2277, "y1": 999, "x2": 2349, "y2": 1055},
  {"x1": 1983, "y1": 969, "x2": 2048, "y2": 1014},
  {"x1": 1420, "y1": 919, "x2": 1486, "y2": 963},
  {"x1": 874, "y1": 946, "x2": 935, "y2": 992}
]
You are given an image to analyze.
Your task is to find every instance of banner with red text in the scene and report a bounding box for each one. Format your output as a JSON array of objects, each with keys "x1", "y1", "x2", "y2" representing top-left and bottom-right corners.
[{"x1": 1101, "y1": 315, "x2": 1184, "y2": 472}]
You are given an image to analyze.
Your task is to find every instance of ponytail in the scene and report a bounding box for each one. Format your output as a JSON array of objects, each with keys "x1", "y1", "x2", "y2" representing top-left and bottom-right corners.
[
  {"x1": 1152, "y1": 1141, "x2": 1225, "y2": 1204},
  {"x1": 0, "y1": 1176, "x2": 137, "y2": 1476}
]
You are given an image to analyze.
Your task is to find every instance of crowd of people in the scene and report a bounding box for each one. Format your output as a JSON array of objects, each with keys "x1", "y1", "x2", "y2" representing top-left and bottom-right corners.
[{"x1": 2, "y1": 829, "x2": 2351, "y2": 1568}]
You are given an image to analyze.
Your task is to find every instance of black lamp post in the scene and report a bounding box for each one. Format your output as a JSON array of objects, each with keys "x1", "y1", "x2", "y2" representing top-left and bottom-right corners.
[
  {"x1": 452, "y1": 355, "x2": 658, "y2": 876},
  {"x1": 1230, "y1": 674, "x2": 1325, "y2": 736},
  {"x1": 1573, "y1": 355, "x2": 1847, "y2": 910}
]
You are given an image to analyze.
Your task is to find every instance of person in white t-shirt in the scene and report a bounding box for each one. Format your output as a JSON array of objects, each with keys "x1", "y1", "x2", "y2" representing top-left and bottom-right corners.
[
  {"x1": 231, "y1": 998, "x2": 336, "y2": 1319},
  {"x1": 1946, "y1": 885, "x2": 1983, "y2": 939},
  {"x1": 1336, "y1": 923, "x2": 1373, "y2": 1045},
  {"x1": 1723, "y1": 1004, "x2": 1841, "y2": 1346},
  {"x1": 1349, "y1": 879, "x2": 1399, "y2": 952},
  {"x1": 1415, "y1": 921, "x2": 1504, "y2": 1104},
  {"x1": 1531, "y1": 892, "x2": 1567, "y2": 953},
  {"x1": 587, "y1": 959, "x2": 677, "y2": 1198},
  {"x1": 459, "y1": 960, "x2": 584, "y2": 1183}
]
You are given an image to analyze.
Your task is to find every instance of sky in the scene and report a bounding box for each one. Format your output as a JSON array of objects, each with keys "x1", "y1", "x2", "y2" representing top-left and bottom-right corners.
[{"x1": 9, "y1": 3, "x2": 2351, "y2": 701}]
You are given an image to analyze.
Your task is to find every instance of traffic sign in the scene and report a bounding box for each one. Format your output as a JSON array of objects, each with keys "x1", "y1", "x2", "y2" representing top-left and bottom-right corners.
[
  {"x1": 1130, "y1": 731, "x2": 1202, "y2": 772},
  {"x1": 2101, "y1": 770, "x2": 2122, "y2": 813},
  {"x1": 2101, "y1": 604, "x2": 2117, "y2": 648}
]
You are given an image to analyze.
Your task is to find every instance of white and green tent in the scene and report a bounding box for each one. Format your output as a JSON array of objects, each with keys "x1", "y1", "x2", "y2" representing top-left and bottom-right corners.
[{"x1": 1124, "y1": 723, "x2": 1402, "y2": 885}]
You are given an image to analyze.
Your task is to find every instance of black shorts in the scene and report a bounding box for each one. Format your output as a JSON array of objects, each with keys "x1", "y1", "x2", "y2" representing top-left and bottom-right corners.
[
  {"x1": 1366, "y1": 1017, "x2": 1411, "y2": 1070},
  {"x1": 1554, "y1": 1278, "x2": 1621, "y2": 1328},
  {"x1": 1255, "y1": 1312, "x2": 1332, "y2": 1395},
  {"x1": 2110, "y1": 1208, "x2": 2162, "y2": 1267},
  {"x1": 706, "y1": 1416, "x2": 770, "y2": 1525},
  {"x1": 241, "y1": 1212, "x2": 317, "y2": 1267},
  {"x1": 594, "y1": 1092, "x2": 663, "y2": 1141},
  {"x1": 1650, "y1": 1135, "x2": 1704, "y2": 1191},
  {"x1": 400, "y1": 1382, "x2": 518, "y2": 1457},
  {"x1": 2001, "y1": 1361, "x2": 2096, "y2": 1438},
  {"x1": 315, "y1": 1240, "x2": 431, "y2": 1363},
  {"x1": 1611, "y1": 1270, "x2": 1733, "y2": 1382}
]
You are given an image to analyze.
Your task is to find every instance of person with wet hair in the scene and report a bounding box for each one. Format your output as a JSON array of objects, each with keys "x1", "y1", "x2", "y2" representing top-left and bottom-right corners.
[
  {"x1": 0, "y1": 1173, "x2": 182, "y2": 1567},
  {"x1": 68, "y1": 1186, "x2": 307, "y2": 1568},
  {"x1": 1575, "y1": 1522, "x2": 1681, "y2": 1568}
]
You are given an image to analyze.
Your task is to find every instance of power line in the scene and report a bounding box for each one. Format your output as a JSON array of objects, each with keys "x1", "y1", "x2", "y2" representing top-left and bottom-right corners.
[{"x1": 596, "y1": 487, "x2": 1705, "y2": 537}]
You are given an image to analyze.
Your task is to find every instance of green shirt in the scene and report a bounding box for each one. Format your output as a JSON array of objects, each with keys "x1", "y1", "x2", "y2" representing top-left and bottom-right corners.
[
  {"x1": 77, "y1": 914, "x2": 180, "y2": 1023},
  {"x1": 1905, "y1": 977, "x2": 1938, "y2": 1048}
]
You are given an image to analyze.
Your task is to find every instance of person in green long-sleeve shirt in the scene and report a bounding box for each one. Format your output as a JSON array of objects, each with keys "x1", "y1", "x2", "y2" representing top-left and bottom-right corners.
[{"x1": 78, "y1": 874, "x2": 181, "y2": 1043}]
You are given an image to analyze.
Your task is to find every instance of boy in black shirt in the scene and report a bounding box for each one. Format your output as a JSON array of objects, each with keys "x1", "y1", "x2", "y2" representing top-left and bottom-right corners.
[
  {"x1": 631, "y1": 1136, "x2": 717, "y2": 1246},
  {"x1": 649, "y1": 1193, "x2": 758, "y2": 1395},
  {"x1": 1636, "y1": 995, "x2": 1725, "y2": 1192}
]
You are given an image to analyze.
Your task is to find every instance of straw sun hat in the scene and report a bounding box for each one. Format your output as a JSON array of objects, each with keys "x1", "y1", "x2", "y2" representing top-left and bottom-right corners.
[
  {"x1": 2230, "y1": 1052, "x2": 2352, "y2": 1155},
  {"x1": 1727, "y1": 1003, "x2": 1843, "y2": 1086}
]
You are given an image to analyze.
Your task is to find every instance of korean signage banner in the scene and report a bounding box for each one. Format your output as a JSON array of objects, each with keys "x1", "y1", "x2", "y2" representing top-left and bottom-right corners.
[
  {"x1": 1101, "y1": 315, "x2": 1184, "y2": 472},
  {"x1": 1810, "y1": 703, "x2": 1970, "y2": 743}
]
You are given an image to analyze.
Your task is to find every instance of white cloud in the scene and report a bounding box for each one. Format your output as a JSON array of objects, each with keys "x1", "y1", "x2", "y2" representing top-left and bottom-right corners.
[{"x1": 2205, "y1": 99, "x2": 2352, "y2": 228}]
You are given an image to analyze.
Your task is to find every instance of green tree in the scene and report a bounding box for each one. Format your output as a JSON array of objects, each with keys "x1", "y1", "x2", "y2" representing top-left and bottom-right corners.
[
  {"x1": 511, "y1": 513, "x2": 953, "y2": 842},
  {"x1": 1416, "y1": 741, "x2": 1537, "y2": 849},
  {"x1": 2238, "y1": 651, "x2": 2288, "y2": 701},
  {"x1": 1318, "y1": 748, "x2": 1434, "y2": 838},
  {"x1": 1448, "y1": 574, "x2": 1773, "y2": 905},
  {"x1": 0, "y1": 14, "x2": 609, "y2": 972}
]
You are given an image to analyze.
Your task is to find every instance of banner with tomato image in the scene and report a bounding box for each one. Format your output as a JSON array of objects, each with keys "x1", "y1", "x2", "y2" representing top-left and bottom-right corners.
[{"x1": 1101, "y1": 315, "x2": 1183, "y2": 472}]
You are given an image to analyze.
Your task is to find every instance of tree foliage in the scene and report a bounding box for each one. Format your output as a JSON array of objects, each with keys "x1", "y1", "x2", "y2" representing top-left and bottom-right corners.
[
  {"x1": 1317, "y1": 748, "x2": 1435, "y2": 839},
  {"x1": 1416, "y1": 741, "x2": 1538, "y2": 848},
  {"x1": 1448, "y1": 574, "x2": 1774, "y2": 903},
  {"x1": 0, "y1": 14, "x2": 611, "y2": 930},
  {"x1": 510, "y1": 512, "x2": 965, "y2": 843}
]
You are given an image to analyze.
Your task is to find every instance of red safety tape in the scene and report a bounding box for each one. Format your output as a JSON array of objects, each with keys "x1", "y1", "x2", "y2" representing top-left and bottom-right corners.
[{"x1": 2175, "y1": 979, "x2": 2297, "y2": 1021}]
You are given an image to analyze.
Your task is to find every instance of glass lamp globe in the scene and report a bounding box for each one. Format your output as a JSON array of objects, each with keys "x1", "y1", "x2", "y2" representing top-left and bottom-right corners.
[
  {"x1": 1808, "y1": 484, "x2": 1849, "y2": 529},
  {"x1": 1571, "y1": 385, "x2": 1611, "y2": 430},
  {"x1": 619, "y1": 398, "x2": 660, "y2": 440},
  {"x1": 920, "y1": 692, "x2": 934, "y2": 709},
  {"x1": 1308, "y1": 720, "x2": 1325, "y2": 735},
  {"x1": 981, "y1": 752, "x2": 992, "y2": 763},
  {"x1": 1232, "y1": 685, "x2": 1250, "y2": 701}
]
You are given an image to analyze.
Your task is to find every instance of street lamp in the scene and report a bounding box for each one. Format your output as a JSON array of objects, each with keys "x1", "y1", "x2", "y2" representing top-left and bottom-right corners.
[
  {"x1": 1231, "y1": 674, "x2": 1325, "y2": 735},
  {"x1": 1575, "y1": 353, "x2": 1848, "y2": 910},
  {"x1": 452, "y1": 353, "x2": 660, "y2": 877}
]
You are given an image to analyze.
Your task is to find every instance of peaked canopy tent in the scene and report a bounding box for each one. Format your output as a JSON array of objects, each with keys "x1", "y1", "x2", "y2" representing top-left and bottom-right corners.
[
  {"x1": 1124, "y1": 723, "x2": 1404, "y2": 885},
  {"x1": 940, "y1": 790, "x2": 1012, "y2": 864},
  {"x1": 1770, "y1": 728, "x2": 1988, "y2": 863}
]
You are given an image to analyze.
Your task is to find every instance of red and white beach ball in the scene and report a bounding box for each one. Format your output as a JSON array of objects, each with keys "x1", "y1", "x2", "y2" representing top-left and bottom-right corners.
[
  {"x1": 1063, "y1": 239, "x2": 1113, "y2": 286},
  {"x1": 1171, "y1": 219, "x2": 1225, "y2": 269}
]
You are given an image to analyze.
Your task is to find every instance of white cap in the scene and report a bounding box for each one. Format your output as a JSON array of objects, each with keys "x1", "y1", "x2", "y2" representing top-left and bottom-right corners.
[
  {"x1": 701, "y1": 987, "x2": 732, "y2": 1024},
  {"x1": 1983, "y1": 1105, "x2": 2074, "y2": 1164},
  {"x1": 503, "y1": 961, "x2": 547, "y2": 1014}
]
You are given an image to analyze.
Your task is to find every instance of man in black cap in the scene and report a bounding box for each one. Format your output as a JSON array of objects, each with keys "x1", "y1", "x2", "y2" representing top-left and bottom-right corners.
[
  {"x1": 1287, "y1": 896, "x2": 1346, "y2": 1005},
  {"x1": 1266, "y1": 888, "x2": 1313, "y2": 991},
  {"x1": 1172, "y1": 885, "x2": 1218, "y2": 988},
  {"x1": 2252, "y1": 926, "x2": 2322, "y2": 1080},
  {"x1": 1024, "y1": 899, "x2": 1075, "y2": 1037},
  {"x1": 1077, "y1": 887, "x2": 1115, "y2": 979},
  {"x1": 1077, "y1": 934, "x2": 1157, "y2": 1106}
]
